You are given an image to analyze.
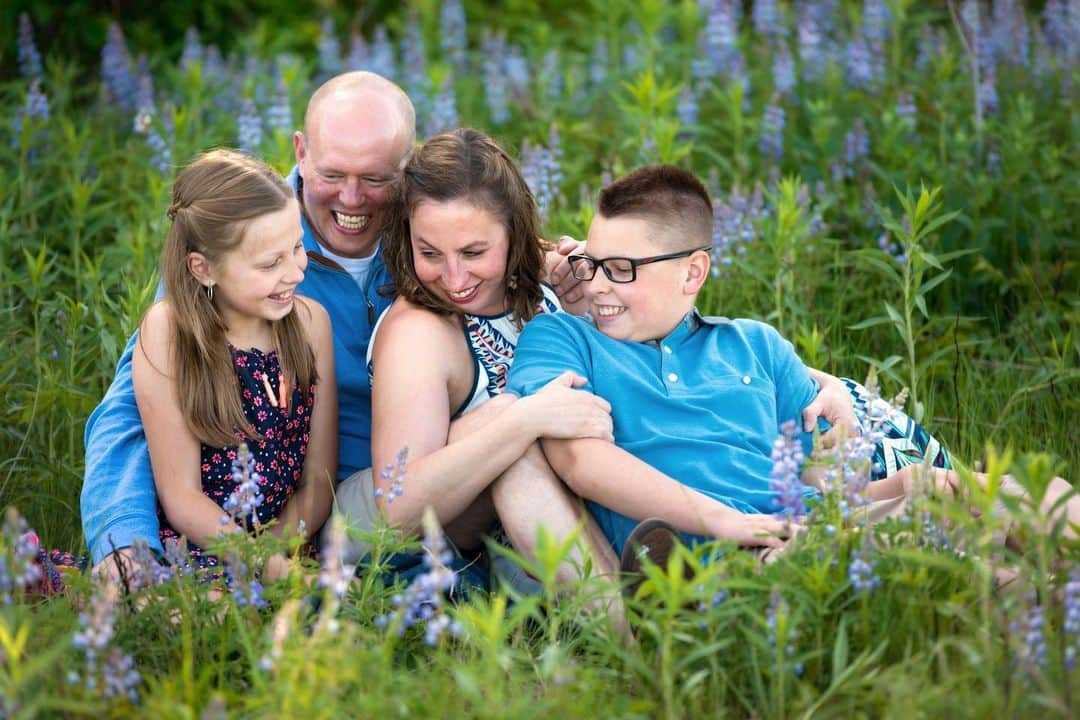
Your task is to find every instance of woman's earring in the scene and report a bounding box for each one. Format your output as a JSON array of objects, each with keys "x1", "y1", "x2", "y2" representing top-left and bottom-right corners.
[
  {"x1": 206, "y1": 284, "x2": 215, "y2": 302},
  {"x1": 506, "y1": 273, "x2": 518, "y2": 291}
]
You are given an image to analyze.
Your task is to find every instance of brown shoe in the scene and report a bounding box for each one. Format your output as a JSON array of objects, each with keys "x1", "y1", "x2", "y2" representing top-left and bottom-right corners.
[{"x1": 620, "y1": 518, "x2": 682, "y2": 599}]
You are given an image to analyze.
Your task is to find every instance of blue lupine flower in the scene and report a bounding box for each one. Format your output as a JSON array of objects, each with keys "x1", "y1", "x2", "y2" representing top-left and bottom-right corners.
[
  {"x1": 128, "y1": 538, "x2": 173, "y2": 588},
  {"x1": 347, "y1": 33, "x2": 368, "y2": 71},
  {"x1": 877, "y1": 232, "x2": 907, "y2": 266},
  {"x1": 797, "y1": 7, "x2": 826, "y2": 82},
  {"x1": 370, "y1": 26, "x2": 397, "y2": 80},
  {"x1": 224, "y1": 553, "x2": 268, "y2": 609},
  {"x1": 833, "y1": 117, "x2": 869, "y2": 181},
  {"x1": 710, "y1": 181, "x2": 766, "y2": 272},
  {"x1": 862, "y1": 0, "x2": 892, "y2": 47},
  {"x1": 978, "y1": 69, "x2": 999, "y2": 115},
  {"x1": 759, "y1": 97, "x2": 785, "y2": 161},
  {"x1": 179, "y1": 27, "x2": 203, "y2": 72},
  {"x1": 772, "y1": 41, "x2": 796, "y2": 96},
  {"x1": 542, "y1": 48, "x2": 562, "y2": 105},
  {"x1": 895, "y1": 91, "x2": 916, "y2": 120},
  {"x1": 845, "y1": 36, "x2": 875, "y2": 90},
  {"x1": 319, "y1": 516, "x2": 355, "y2": 603},
  {"x1": 703, "y1": 0, "x2": 741, "y2": 75},
  {"x1": 102, "y1": 23, "x2": 136, "y2": 114},
  {"x1": 622, "y1": 40, "x2": 640, "y2": 72},
  {"x1": 1064, "y1": 566, "x2": 1080, "y2": 669},
  {"x1": 916, "y1": 25, "x2": 946, "y2": 72},
  {"x1": 265, "y1": 74, "x2": 292, "y2": 134},
  {"x1": 440, "y1": 0, "x2": 468, "y2": 69},
  {"x1": 71, "y1": 580, "x2": 141, "y2": 702},
  {"x1": 1042, "y1": 0, "x2": 1080, "y2": 69},
  {"x1": 770, "y1": 420, "x2": 807, "y2": 520},
  {"x1": 505, "y1": 44, "x2": 531, "y2": 99},
  {"x1": 401, "y1": 12, "x2": 430, "y2": 108},
  {"x1": 1010, "y1": 593, "x2": 1047, "y2": 679},
  {"x1": 375, "y1": 446, "x2": 408, "y2": 504},
  {"x1": 752, "y1": 0, "x2": 784, "y2": 41},
  {"x1": 520, "y1": 128, "x2": 563, "y2": 223},
  {"x1": 317, "y1": 17, "x2": 342, "y2": 82},
  {"x1": 237, "y1": 98, "x2": 263, "y2": 154},
  {"x1": 590, "y1": 38, "x2": 608, "y2": 87},
  {"x1": 12, "y1": 79, "x2": 50, "y2": 153},
  {"x1": 482, "y1": 31, "x2": 510, "y2": 124},
  {"x1": 162, "y1": 536, "x2": 196, "y2": 578},
  {"x1": 204, "y1": 44, "x2": 226, "y2": 84},
  {"x1": 18, "y1": 13, "x2": 44, "y2": 80},
  {"x1": 426, "y1": 75, "x2": 459, "y2": 137},
  {"x1": 848, "y1": 546, "x2": 882, "y2": 594},
  {"x1": 990, "y1": 0, "x2": 1030, "y2": 68},
  {"x1": 676, "y1": 84, "x2": 700, "y2": 131},
  {"x1": 223, "y1": 443, "x2": 265, "y2": 526},
  {"x1": 765, "y1": 590, "x2": 802, "y2": 675}
]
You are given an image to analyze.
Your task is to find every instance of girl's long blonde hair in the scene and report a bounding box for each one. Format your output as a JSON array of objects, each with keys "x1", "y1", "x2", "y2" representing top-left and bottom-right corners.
[{"x1": 155, "y1": 149, "x2": 317, "y2": 447}]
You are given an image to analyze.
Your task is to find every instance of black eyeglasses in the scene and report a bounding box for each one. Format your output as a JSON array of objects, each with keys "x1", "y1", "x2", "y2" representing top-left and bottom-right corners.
[{"x1": 566, "y1": 246, "x2": 712, "y2": 284}]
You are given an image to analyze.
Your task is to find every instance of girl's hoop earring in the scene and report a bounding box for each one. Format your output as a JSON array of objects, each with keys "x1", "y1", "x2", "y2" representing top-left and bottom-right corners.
[{"x1": 206, "y1": 284, "x2": 214, "y2": 302}]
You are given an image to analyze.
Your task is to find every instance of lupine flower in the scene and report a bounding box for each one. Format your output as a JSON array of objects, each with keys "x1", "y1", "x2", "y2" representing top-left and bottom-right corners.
[
  {"x1": 482, "y1": 31, "x2": 510, "y2": 124},
  {"x1": 541, "y1": 48, "x2": 563, "y2": 105},
  {"x1": 318, "y1": 516, "x2": 355, "y2": 603},
  {"x1": 797, "y1": 8, "x2": 826, "y2": 83},
  {"x1": 370, "y1": 26, "x2": 397, "y2": 80},
  {"x1": 759, "y1": 96, "x2": 785, "y2": 161},
  {"x1": 590, "y1": 38, "x2": 608, "y2": 87},
  {"x1": 179, "y1": 27, "x2": 203, "y2": 72},
  {"x1": 765, "y1": 590, "x2": 803, "y2": 676},
  {"x1": 237, "y1": 97, "x2": 263, "y2": 154},
  {"x1": 770, "y1": 420, "x2": 808, "y2": 520},
  {"x1": 347, "y1": 32, "x2": 369, "y2": 72},
  {"x1": 622, "y1": 39, "x2": 640, "y2": 72},
  {"x1": 1063, "y1": 566, "x2": 1080, "y2": 669},
  {"x1": 132, "y1": 73, "x2": 173, "y2": 174},
  {"x1": 1042, "y1": 0, "x2": 1080, "y2": 69},
  {"x1": 102, "y1": 23, "x2": 136, "y2": 114},
  {"x1": 224, "y1": 553, "x2": 267, "y2": 609},
  {"x1": 71, "y1": 582, "x2": 141, "y2": 702},
  {"x1": 426, "y1": 75, "x2": 459, "y2": 137},
  {"x1": 127, "y1": 539, "x2": 173, "y2": 589},
  {"x1": 702, "y1": 0, "x2": 741, "y2": 75},
  {"x1": 317, "y1": 17, "x2": 342, "y2": 81},
  {"x1": 264, "y1": 75, "x2": 292, "y2": 134},
  {"x1": 521, "y1": 128, "x2": 564, "y2": 223},
  {"x1": 978, "y1": 68, "x2": 999, "y2": 115},
  {"x1": 862, "y1": 0, "x2": 892, "y2": 47},
  {"x1": 18, "y1": 13, "x2": 44, "y2": 80},
  {"x1": 752, "y1": 0, "x2": 784, "y2": 42},
  {"x1": 11, "y1": 79, "x2": 50, "y2": 153},
  {"x1": 676, "y1": 84, "x2": 700, "y2": 131},
  {"x1": 376, "y1": 510, "x2": 463, "y2": 646},
  {"x1": 440, "y1": 0, "x2": 468, "y2": 69},
  {"x1": 771, "y1": 41, "x2": 796, "y2": 96},
  {"x1": 845, "y1": 36, "x2": 875, "y2": 90},
  {"x1": 697, "y1": 586, "x2": 728, "y2": 614},
  {"x1": 375, "y1": 446, "x2": 409, "y2": 503},
  {"x1": 916, "y1": 26, "x2": 946, "y2": 72},
  {"x1": 709, "y1": 181, "x2": 766, "y2": 271},
  {"x1": 990, "y1": 0, "x2": 1029, "y2": 68},
  {"x1": 505, "y1": 44, "x2": 531, "y2": 99},
  {"x1": 895, "y1": 92, "x2": 916, "y2": 121},
  {"x1": 401, "y1": 12, "x2": 430, "y2": 112},
  {"x1": 223, "y1": 443, "x2": 265, "y2": 526},
  {"x1": 162, "y1": 536, "x2": 196, "y2": 577},
  {"x1": 877, "y1": 232, "x2": 907, "y2": 266},
  {"x1": 0, "y1": 510, "x2": 43, "y2": 604},
  {"x1": 833, "y1": 117, "x2": 869, "y2": 182},
  {"x1": 260, "y1": 599, "x2": 299, "y2": 671},
  {"x1": 847, "y1": 545, "x2": 881, "y2": 594},
  {"x1": 204, "y1": 44, "x2": 226, "y2": 84},
  {"x1": 1010, "y1": 592, "x2": 1047, "y2": 679}
]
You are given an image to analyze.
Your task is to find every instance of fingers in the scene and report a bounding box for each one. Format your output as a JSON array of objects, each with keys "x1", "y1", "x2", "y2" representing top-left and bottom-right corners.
[
  {"x1": 802, "y1": 400, "x2": 822, "y2": 432},
  {"x1": 556, "y1": 236, "x2": 581, "y2": 255},
  {"x1": 543, "y1": 370, "x2": 587, "y2": 389}
]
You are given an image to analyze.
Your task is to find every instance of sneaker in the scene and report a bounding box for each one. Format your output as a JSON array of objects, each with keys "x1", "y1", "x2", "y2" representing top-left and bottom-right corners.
[{"x1": 619, "y1": 518, "x2": 682, "y2": 599}]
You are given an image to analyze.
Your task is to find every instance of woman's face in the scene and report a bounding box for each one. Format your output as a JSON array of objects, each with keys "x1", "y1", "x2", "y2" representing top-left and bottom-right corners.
[{"x1": 409, "y1": 197, "x2": 511, "y2": 316}]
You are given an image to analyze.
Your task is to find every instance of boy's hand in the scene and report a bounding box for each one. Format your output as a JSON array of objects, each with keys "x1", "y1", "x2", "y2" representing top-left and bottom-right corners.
[
  {"x1": 544, "y1": 236, "x2": 589, "y2": 315},
  {"x1": 709, "y1": 512, "x2": 797, "y2": 549},
  {"x1": 803, "y1": 380, "x2": 859, "y2": 448}
]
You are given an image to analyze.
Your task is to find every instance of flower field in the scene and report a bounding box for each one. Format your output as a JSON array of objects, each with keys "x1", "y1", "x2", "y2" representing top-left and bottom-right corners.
[{"x1": 1, "y1": 1, "x2": 1078, "y2": 717}]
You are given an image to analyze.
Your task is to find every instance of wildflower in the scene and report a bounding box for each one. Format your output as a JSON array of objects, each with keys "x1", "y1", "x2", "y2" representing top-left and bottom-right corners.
[
  {"x1": 862, "y1": 0, "x2": 892, "y2": 48},
  {"x1": 895, "y1": 91, "x2": 916, "y2": 121},
  {"x1": 505, "y1": 44, "x2": 531, "y2": 99},
  {"x1": 347, "y1": 32, "x2": 369, "y2": 72},
  {"x1": 179, "y1": 27, "x2": 203, "y2": 72},
  {"x1": 676, "y1": 84, "x2": 699, "y2": 131},
  {"x1": 876, "y1": 232, "x2": 906, "y2": 266},
  {"x1": 797, "y1": 8, "x2": 826, "y2": 83},
  {"x1": 71, "y1": 581, "x2": 141, "y2": 702},
  {"x1": 401, "y1": 12, "x2": 430, "y2": 111},
  {"x1": 990, "y1": 0, "x2": 1030, "y2": 68},
  {"x1": 318, "y1": 515, "x2": 355, "y2": 603},
  {"x1": 370, "y1": 26, "x2": 397, "y2": 80},
  {"x1": 770, "y1": 420, "x2": 808, "y2": 521},
  {"x1": 710, "y1": 181, "x2": 766, "y2": 271},
  {"x1": 916, "y1": 25, "x2": 946, "y2": 72},
  {"x1": 759, "y1": 96, "x2": 785, "y2": 161},
  {"x1": 18, "y1": 13, "x2": 44, "y2": 80},
  {"x1": 203, "y1": 44, "x2": 226, "y2": 84},
  {"x1": 264, "y1": 75, "x2": 292, "y2": 134},
  {"x1": 845, "y1": 36, "x2": 875, "y2": 90},
  {"x1": 590, "y1": 38, "x2": 608, "y2": 87},
  {"x1": 0, "y1": 510, "x2": 43, "y2": 604},
  {"x1": 482, "y1": 31, "x2": 510, "y2": 124},
  {"x1": 520, "y1": 128, "x2": 563, "y2": 223},
  {"x1": 1064, "y1": 567, "x2": 1080, "y2": 669},
  {"x1": 101, "y1": 23, "x2": 136, "y2": 114},
  {"x1": 11, "y1": 79, "x2": 50, "y2": 153},
  {"x1": 162, "y1": 536, "x2": 196, "y2": 577},
  {"x1": 127, "y1": 539, "x2": 172, "y2": 589},
  {"x1": 440, "y1": 0, "x2": 468, "y2": 69},
  {"x1": 541, "y1": 48, "x2": 562, "y2": 105},
  {"x1": 771, "y1": 41, "x2": 796, "y2": 96},
  {"x1": 317, "y1": 17, "x2": 342, "y2": 82},
  {"x1": 224, "y1": 553, "x2": 267, "y2": 609},
  {"x1": 978, "y1": 68, "x2": 999, "y2": 116},
  {"x1": 377, "y1": 509, "x2": 463, "y2": 646},
  {"x1": 426, "y1": 75, "x2": 459, "y2": 137},
  {"x1": 375, "y1": 446, "x2": 408, "y2": 503},
  {"x1": 847, "y1": 546, "x2": 881, "y2": 594},
  {"x1": 132, "y1": 75, "x2": 172, "y2": 175},
  {"x1": 833, "y1": 117, "x2": 869, "y2": 182},
  {"x1": 752, "y1": 0, "x2": 784, "y2": 42},
  {"x1": 260, "y1": 599, "x2": 299, "y2": 672},
  {"x1": 237, "y1": 97, "x2": 263, "y2": 154},
  {"x1": 223, "y1": 443, "x2": 265, "y2": 526},
  {"x1": 765, "y1": 590, "x2": 802, "y2": 675},
  {"x1": 1010, "y1": 593, "x2": 1047, "y2": 679},
  {"x1": 703, "y1": 0, "x2": 741, "y2": 76}
]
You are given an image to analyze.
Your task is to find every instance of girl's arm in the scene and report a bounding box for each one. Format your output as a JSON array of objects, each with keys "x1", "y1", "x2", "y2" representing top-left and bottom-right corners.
[
  {"x1": 275, "y1": 298, "x2": 337, "y2": 540},
  {"x1": 132, "y1": 302, "x2": 247, "y2": 549},
  {"x1": 370, "y1": 302, "x2": 613, "y2": 538}
]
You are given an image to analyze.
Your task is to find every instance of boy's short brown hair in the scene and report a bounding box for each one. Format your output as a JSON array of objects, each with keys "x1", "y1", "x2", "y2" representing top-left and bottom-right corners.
[{"x1": 598, "y1": 165, "x2": 714, "y2": 250}]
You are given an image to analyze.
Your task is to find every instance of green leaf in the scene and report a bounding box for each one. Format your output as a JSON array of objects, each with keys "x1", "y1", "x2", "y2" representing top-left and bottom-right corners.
[
  {"x1": 884, "y1": 301, "x2": 904, "y2": 327},
  {"x1": 848, "y1": 315, "x2": 890, "y2": 330}
]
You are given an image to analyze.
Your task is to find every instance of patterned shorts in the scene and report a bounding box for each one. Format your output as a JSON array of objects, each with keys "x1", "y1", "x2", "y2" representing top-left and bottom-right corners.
[{"x1": 842, "y1": 377, "x2": 952, "y2": 481}]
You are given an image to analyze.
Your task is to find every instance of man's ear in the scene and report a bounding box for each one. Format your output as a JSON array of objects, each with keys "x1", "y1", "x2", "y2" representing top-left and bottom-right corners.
[
  {"x1": 187, "y1": 251, "x2": 214, "y2": 288},
  {"x1": 293, "y1": 131, "x2": 306, "y2": 167},
  {"x1": 683, "y1": 248, "x2": 711, "y2": 295}
]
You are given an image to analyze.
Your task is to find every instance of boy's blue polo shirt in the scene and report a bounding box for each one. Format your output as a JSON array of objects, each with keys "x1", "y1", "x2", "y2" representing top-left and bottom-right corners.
[
  {"x1": 80, "y1": 167, "x2": 394, "y2": 564},
  {"x1": 506, "y1": 310, "x2": 820, "y2": 556}
]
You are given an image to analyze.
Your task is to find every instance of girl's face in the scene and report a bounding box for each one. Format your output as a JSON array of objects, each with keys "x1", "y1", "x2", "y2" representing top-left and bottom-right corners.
[
  {"x1": 409, "y1": 197, "x2": 510, "y2": 316},
  {"x1": 204, "y1": 199, "x2": 308, "y2": 339}
]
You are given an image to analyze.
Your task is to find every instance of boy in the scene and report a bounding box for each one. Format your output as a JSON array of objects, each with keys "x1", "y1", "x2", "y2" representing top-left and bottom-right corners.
[{"x1": 506, "y1": 165, "x2": 1078, "y2": 563}]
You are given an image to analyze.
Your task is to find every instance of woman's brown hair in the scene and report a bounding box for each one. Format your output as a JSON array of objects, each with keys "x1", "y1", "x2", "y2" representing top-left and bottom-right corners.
[
  {"x1": 154, "y1": 148, "x2": 317, "y2": 447},
  {"x1": 382, "y1": 128, "x2": 545, "y2": 328}
]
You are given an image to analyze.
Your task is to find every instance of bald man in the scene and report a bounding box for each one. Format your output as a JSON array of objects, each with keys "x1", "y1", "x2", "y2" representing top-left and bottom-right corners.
[{"x1": 81, "y1": 72, "x2": 577, "y2": 581}]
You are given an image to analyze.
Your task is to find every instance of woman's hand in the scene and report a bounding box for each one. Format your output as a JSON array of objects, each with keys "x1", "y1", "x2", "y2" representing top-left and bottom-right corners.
[
  {"x1": 705, "y1": 509, "x2": 797, "y2": 548},
  {"x1": 520, "y1": 371, "x2": 613, "y2": 442},
  {"x1": 803, "y1": 372, "x2": 859, "y2": 448}
]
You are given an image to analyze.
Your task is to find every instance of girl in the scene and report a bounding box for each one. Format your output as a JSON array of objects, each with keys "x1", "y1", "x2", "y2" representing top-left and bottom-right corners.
[{"x1": 133, "y1": 149, "x2": 336, "y2": 579}]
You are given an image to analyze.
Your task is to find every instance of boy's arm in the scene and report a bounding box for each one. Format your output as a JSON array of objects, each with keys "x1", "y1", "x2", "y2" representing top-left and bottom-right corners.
[
  {"x1": 542, "y1": 437, "x2": 792, "y2": 548},
  {"x1": 81, "y1": 331, "x2": 163, "y2": 567}
]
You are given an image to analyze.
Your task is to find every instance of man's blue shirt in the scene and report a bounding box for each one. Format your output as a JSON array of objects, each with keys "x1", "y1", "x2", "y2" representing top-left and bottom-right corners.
[
  {"x1": 505, "y1": 310, "x2": 820, "y2": 555},
  {"x1": 81, "y1": 167, "x2": 394, "y2": 564}
]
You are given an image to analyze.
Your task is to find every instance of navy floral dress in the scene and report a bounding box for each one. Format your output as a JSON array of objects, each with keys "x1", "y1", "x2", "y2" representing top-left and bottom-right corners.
[{"x1": 158, "y1": 345, "x2": 315, "y2": 570}]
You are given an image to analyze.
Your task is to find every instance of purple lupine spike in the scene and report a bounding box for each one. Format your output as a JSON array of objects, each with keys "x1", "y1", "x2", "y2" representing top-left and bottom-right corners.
[
  {"x1": 1010, "y1": 593, "x2": 1047, "y2": 679},
  {"x1": 1063, "y1": 567, "x2": 1080, "y2": 669},
  {"x1": 676, "y1": 84, "x2": 700, "y2": 131},
  {"x1": 590, "y1": 38, "x2": 608, "y2": 87},
  {"x1": 482, "y1": 30, "x2": 510, "y2": 124},
  {"x1": 224, "y1": 553, "x2": 268, "y2": 609},
  {"x1": 505, "y1": 44, "x2": 531, "y2": 98},
  {"x1": 845, "y1": 35, "x2": 875, "y2": 90},
  {"x1": 759, "y1": 96, "x2": 785, "y2": 161},
  {"x1": 317, "y1": 17, "x2": 342, "y2": 81},
  {"x1": 237, "y1": 97, "x2": 263, "y2": 154},
  {"x1": 862, "y1": 0, "x2": 892, "y2": 48},
  {"x1": 71, "y1": 580, "x2": 141, "y2": 701},
  {"x1": 771, "y1": 40, "x2": 796, "y2": 96},
  {"x1": 347, "y1": 32, "x2": 369, "y2": 71},
  {"x1": 425, "y1": 75, "x2": 459, "y2": 137},
  {"x1": 265, "y1": 74, "x2": 292, "y2": 134},
  {"x1": 102, "y1": 23, "x2": 136, "y2": 114},
  {"x1": 440, "y1": 0, "x2": 468, "y2": 69},
  {"x1": 752, "y1": 0, "x2": 784, "y2": 41},
  {"x1": 770, "y1": 420, "x2": 808, "y2": 520},
  {"x1": 370, "y1": 26, "x2": 397, "y2": 80},
  {"x1": 179, "y1": 27, "x2": 203, "y2": 72},
  {"x1": 11, "y1": 79, "x2": 50, "y2": 154},
  {"x1": 18, "y1": 13, "x2": 44, "y2": 80},
  {"x1": 542, "y1": 48, "x2": 562, "y2": 104},
  {"x1": 848, "y1": 546, "x2": 882, "y2": 594}
]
